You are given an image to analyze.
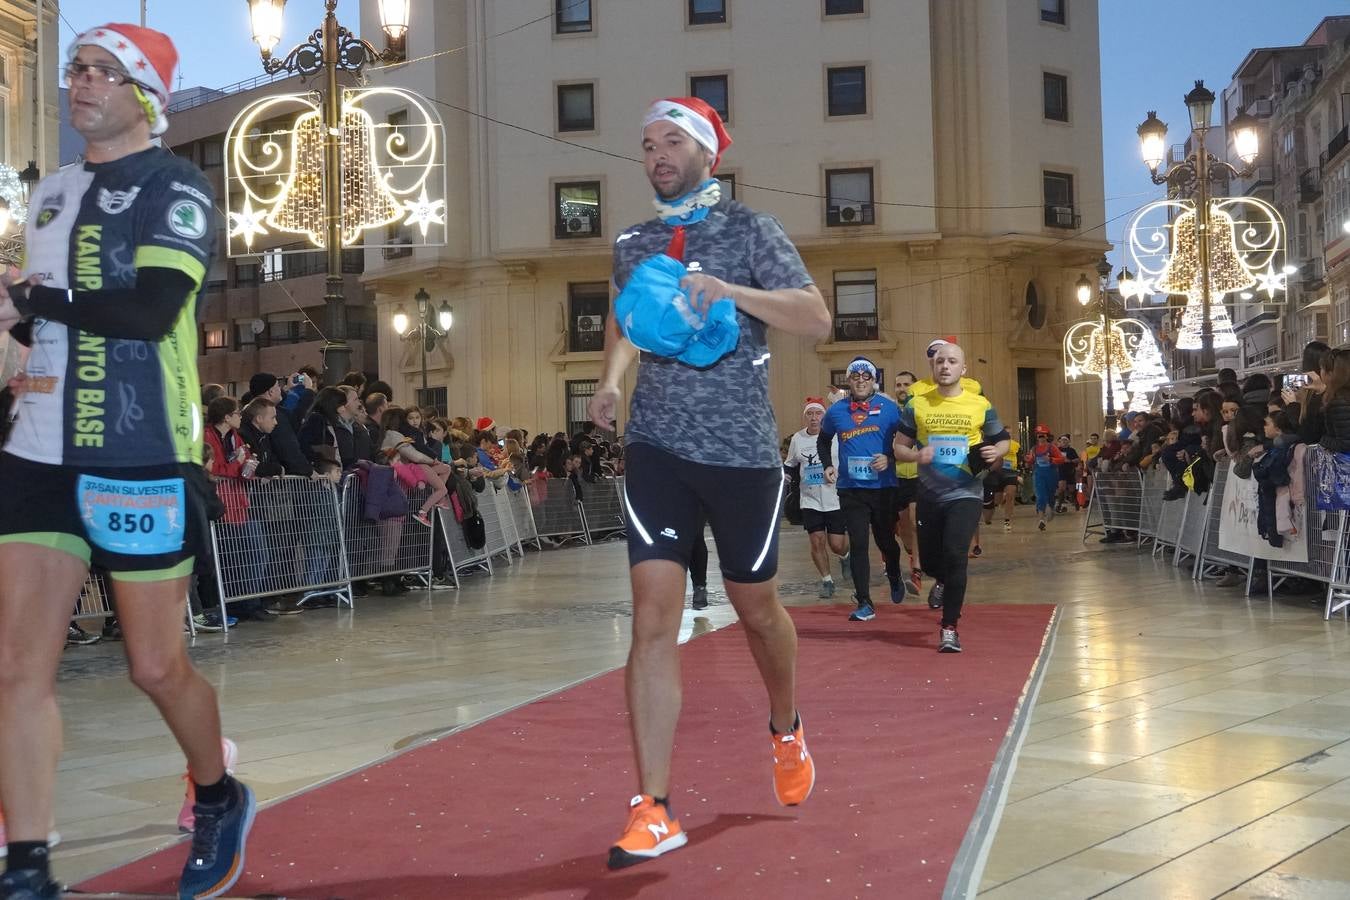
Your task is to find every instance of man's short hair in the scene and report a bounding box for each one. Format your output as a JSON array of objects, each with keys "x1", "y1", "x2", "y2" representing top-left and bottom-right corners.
[
  {"x1": 365, "y1": 392, "x2": 389, "y2": 413},
  {"x1": 242, "y1": 397, "x2": 275, "y2": 423}
]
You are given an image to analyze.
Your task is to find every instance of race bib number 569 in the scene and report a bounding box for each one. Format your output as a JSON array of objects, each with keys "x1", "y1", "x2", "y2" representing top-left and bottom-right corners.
[
  {"x1": 929, "y1": 434, "x2": 968, "y2": 467},
  {"x1": 76, "y1": 475, "x2": 187, "y2": 556}
]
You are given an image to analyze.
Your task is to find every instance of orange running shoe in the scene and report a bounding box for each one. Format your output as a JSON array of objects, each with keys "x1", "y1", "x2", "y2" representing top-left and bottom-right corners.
[
  {"x1": 607, "y1": 794, "x2": 687, "y2": 870},
  {"x1": 772, "y1": 716, "x2": 816, "y2": 806}
]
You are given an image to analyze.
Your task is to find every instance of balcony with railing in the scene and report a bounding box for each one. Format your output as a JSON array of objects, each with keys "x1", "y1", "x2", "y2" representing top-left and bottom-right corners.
[
  {"x1": 1301, "y1": 257, "x2": 1325, "y2": 293},
  {"x1": 833, "y1": 312, "x2": 879, "y2": 342},
  {"x1": 1044, "y1": 205, "x2": 1080, "y2": 230},
  {"x1": 1299, "y1": 166, "x2": 1322, "y2": 203},
  {"x1": 1325, "y1": 126, "x2": 1349, "y2": 168}
]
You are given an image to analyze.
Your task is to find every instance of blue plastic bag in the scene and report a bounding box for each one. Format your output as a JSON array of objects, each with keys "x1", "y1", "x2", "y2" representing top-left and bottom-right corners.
[
  {"x1": 615, "y1": 254, "x2": 739, "y2": 367},
  {"x1": 1311, "y1": 447, "x2": 1350, "y2": 511}
]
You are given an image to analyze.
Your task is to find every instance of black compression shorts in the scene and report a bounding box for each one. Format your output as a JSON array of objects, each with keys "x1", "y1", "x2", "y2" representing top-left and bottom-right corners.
[
  {"x1": 623, "y1": 441, "x2": 785, "y2": 583},
  {"x1": 800, "y1": 506, "x2": 846, "y2": 535},
  {"x1": 895, "y1": 478, "x2": 917, "y2": 509},
  {"x1": 0, "y1": 452, "x2": 204, "y2": 580}
]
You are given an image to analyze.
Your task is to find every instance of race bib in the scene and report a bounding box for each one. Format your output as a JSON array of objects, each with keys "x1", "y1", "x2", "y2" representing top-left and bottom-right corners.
[
  {"x1": 76, "y1": 475, "x2": 187, "y2": 556},
  {"x1": 847, "y1": 456, "x2": 878, "y2": 482},
  {"x1": 1036, "y1": 453, "x2": 1052, "y2": 468},
  {"x1": 803, "y1": 463, "x2": 825, "y2": 486},
  {"x1": 929, "y1": 434, "x2": 968, "y2": 467}
]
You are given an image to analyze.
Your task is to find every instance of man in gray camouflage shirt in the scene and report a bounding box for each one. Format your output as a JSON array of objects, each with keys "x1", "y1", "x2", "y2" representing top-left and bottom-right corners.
[{"x1": 590, "y1": 96, "x2": 830, "y2": 870}]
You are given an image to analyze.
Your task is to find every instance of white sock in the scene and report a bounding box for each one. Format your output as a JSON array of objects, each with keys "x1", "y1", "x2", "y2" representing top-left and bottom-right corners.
[{"x1": 822, "y1": 574, "x2": 833, "y2": 584}]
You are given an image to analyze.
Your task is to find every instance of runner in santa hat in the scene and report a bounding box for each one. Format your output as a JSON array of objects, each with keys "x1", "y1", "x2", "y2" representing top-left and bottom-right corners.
[
  {"x1": 784, "y1": 397, "x2": 849, "y2": 600},
  {"x1": 591, "y1": 96, "x2": 831, "y2": 869},
  {"x1": 0, "y1": 22, "x2": 255, "y2": 900}
]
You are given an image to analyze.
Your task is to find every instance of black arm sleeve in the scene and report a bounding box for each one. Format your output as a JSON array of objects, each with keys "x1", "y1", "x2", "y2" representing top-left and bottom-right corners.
[
  {"x1": 16, "y1": 267, "x2": 198, "y2": 342},
  {"x1": 816, "y1": 428, "x2": 834, "y2": 470}
]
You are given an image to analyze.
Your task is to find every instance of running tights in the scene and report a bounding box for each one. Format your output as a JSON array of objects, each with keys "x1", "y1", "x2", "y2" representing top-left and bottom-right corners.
[
  {"x1": 838, "y1": 488, "x2": 901, "y2": 604},
  {"x1": 916, "y1": 497, "x2": 982, "y2": 627}
]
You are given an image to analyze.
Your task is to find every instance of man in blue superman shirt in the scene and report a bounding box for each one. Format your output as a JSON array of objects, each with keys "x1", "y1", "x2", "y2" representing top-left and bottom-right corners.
[{"x1": 818, "y1": 356, "x2": 904, "y2": 621}]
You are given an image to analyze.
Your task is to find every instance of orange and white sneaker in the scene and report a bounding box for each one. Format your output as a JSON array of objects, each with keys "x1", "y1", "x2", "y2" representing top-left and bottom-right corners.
[
  {"x1": 607, "y1": 794, "x2": 687, "y2": 870},
  {"x1": 772, "y1": 716, "x2": 816, "y2": 806},
  {"x1": 178, "y1": 737, "x2": 239, "y2": 833}
]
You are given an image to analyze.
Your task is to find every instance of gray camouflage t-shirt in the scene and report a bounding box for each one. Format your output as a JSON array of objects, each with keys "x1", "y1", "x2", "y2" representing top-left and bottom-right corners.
[{"x1": 613, "y1": 196, "x2": 814, "y2": 469}]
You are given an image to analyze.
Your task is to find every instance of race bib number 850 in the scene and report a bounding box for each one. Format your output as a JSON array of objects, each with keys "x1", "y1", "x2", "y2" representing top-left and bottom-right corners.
[{"x1": 76, "y1": 475, "x2": 187, "y2": 556}]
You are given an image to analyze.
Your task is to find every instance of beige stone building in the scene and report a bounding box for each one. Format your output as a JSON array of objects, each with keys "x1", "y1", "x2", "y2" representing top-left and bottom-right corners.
[
  {"x1": 1229, "y1": 15, "x2": 1350, "y2": 367},
  {"x1": 0, "y1": 0, "x2": 62, "y2": 381},
  {"x1": 184, "y1": 0, "x2": 1111, "y2": 440}
]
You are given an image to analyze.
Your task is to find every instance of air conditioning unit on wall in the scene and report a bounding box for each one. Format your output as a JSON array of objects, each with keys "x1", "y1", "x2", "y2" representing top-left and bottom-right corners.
[
  {"x1": 575, "y1": 315, "x2": 603, "y2": 332},
  {"x1": 567, "y1": 216, "x2": 594, "y2": 234}
]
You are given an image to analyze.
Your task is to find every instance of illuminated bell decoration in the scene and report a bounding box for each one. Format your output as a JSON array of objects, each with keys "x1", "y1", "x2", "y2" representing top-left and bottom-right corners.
[
  {"x1": 1155, "y1": 205, "x2": 1254, "y2": 297},
  {"x1": 267, "y1": 105, "x2": 403, "y2": 246},
  {"x1": 1175, "y1": 295, "x2": 1239, "y2": 350},
  {"x1": 1063, "y1": 320, "x2": 1136, "y2": 382}
]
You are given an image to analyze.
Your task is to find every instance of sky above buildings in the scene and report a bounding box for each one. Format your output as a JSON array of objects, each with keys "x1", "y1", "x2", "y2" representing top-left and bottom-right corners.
[{"x1": 56, "y1": 0, "x2": 1344, "y2": 270}]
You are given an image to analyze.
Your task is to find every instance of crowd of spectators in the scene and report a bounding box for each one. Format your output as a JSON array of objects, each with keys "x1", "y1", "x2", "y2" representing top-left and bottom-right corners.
[
  {"x1": 175, "y1": 368, "x2": 628, "y2": 632},
  {"x1": 1089, "y1": 342, "x2": 1350, "y2": 590}
]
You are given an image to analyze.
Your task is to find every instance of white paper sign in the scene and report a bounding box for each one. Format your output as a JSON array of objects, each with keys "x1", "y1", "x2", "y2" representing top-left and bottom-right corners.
[{"x1": 1218, "y1": 460, "x2": 1308, "y2": 563}]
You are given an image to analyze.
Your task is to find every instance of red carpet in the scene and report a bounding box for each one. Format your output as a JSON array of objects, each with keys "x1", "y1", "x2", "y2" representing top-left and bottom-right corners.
[{"x1": 79, "y1": 604, "x2": 1055, "y2": 899}]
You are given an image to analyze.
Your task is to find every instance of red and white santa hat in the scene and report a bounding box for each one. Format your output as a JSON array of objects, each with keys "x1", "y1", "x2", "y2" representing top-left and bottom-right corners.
[
  {"x1": 803, "y1": 397, "x2": 826, "y2": 415},
  {"x1": 69, "y1": 23, "x2": 178, "y2": 136},
  {"x1": 642, "y1": 96, "x2": 733, "y2": 172}
]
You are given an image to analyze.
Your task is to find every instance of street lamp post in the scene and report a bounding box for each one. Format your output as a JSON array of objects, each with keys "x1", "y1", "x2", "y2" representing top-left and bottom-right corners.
[
  {"x1": 246, "y1": 0, "x2": 410, "y2": 384},
  {"x1": 1136, "y1": 81, "x2": 1260, "y2": 373},
  {"x1": 1076, "y1": 256, "x2": 1120, "y2": 417},
  {"x1": 392, "y1": 287, "x2": 453, "y2": 401}
]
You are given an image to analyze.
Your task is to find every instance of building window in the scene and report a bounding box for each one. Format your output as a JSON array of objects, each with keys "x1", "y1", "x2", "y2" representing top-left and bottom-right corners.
[
  {"x1": 1043, "y1": 171, "x2": 1077, "y2": 228},
  {"x1": 204, "y1": 327, "x2": 227, "y2": 350},
  {"x1": 566, "y1": 379, "x2": 605, "y2": 438},
  {"x1": 689, "y1": 74, "x2": 730, "y2": 123},
  {"x1": 826, "y1": 65, "x2": 867, "y2": 117},
  {"x1": 557, "y1": 83, "x2": 595, "y2": 132},
  {"x1": 415, "y1": 386, "x2": 448, "y2": 416},
  {"x1": 824, "y1": 0, "x2": 865, "y2": 14},
  {"x1": 826, "y1": 167, "x2": 874, "y2": 226},
  {"x1": 268, "y1": 319, "x2": 303, "y2": 344},
  {"x1": 568, "y1": 283, "x2": 609, "y2": 352},
  {"x1": 234, "y1": 322, "x2": 257, "y2": 347},
  {"x1": 1026, "y1": 282, "x2": 1046, "y2": 329},
  {"x1": 1043, "y1": 72, "x2": 1068, "y2": 122},
  {"x1": 555, "y1": 180, "x2": 602, "y2": 239},
  {"x1": 235, "y1": 262, "x2": 259, "y2": 286},
  {"x1": 689, "y1": 0, "x2": 726, "y2": 26},
  {"x1": 833, "y1": 270, "x2": 878, "y2": 341},
  {"x1": 202, "y1": 140, "x2": 223, "y2": 168},
  {"x1": 1039, "y1": 0, "x2": 1065, "y2": 25},
  {"x1": 555, "y1": 0, "x2": 592, "y2": 33},
  {"x1": 717, "y1": 172, "x2": 737, "y2": 200}
]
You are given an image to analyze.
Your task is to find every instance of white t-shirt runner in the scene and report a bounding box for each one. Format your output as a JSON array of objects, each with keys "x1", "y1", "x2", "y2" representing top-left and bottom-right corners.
[{"x1": 786, "y1": 428, "x2": 840, "y2": 512}]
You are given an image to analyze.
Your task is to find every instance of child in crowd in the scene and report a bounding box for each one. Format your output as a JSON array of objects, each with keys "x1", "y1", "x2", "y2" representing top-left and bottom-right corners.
[
  {"x1": 380, "y1": 406, "x2": 452, "y2": 527},
  {"x1": 1252, "y1": 410, "x2": 1302, "y2": 548}
]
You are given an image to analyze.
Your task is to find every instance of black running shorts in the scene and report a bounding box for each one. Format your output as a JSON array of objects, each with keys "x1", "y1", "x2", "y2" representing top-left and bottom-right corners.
[
  {"x1": 623, "y1": 441, "x2": 785, "y2": 583},
  {"x1": 0, "y1": 452, "x2": 204, "y2": 581},
  {"x1": 800, "y1": 506, "x2": 846, "y2": 535},
  {"x1": 895, "y1": 477, "x2": 917, "y2": 509}
]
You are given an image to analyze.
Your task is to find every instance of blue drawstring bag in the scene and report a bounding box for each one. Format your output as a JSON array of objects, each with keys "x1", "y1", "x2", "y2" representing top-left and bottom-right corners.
[
  {"x1": 1312, "y1": 447, "x2": 1350, "y2": 511},
  {"x1": 615, "y1": 253, "x2": 740, "y2": 367}
]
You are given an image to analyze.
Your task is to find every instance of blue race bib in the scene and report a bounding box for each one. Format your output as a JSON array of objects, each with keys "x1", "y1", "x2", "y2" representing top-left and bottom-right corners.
[
  {"x1": 929, "y1": 434, "x2": 968, "y2": 469},
  {"x1": 76, "y1": 475, "x2": 187, "y2": 556},
  {"x1": 803, "y1": 463, "x2": 825, "y2": 486},
  {"x1": 847, "y1": 456, "x2": 878, "y2": 482}
]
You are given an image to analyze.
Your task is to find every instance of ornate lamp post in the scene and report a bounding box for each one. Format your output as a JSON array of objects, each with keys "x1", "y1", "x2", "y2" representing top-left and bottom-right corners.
[
  {"x1": 392, "y1": 287, "x2": 453, "y2": 401},
  {"x1": 1074, "y1": 256, "x2": 1122, "y2": 416},
  {"x1": 1136, "y1": 81, "x2": 1260, "y2": 372},
  {"x1": 245, "y1": 0, "x2": 411, "y2": 383}
]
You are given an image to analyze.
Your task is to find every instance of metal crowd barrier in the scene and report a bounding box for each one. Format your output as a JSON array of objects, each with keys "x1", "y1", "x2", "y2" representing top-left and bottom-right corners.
[
  {"x1": 208, "y1": 476, "x2": 352, "y2": 632},
  {"x1": 1194, "y1": 464, "x2": 1255, "y2": 590},
  {"x1": 1081, "y1": 469, "x2": 1143, "y2": 542},
  {"x1": 478, "y1": 482, "x2": 515, "y2": 564},
  {"x1": 1153, "y1": 490, "x2": 1186, "y2": 559},
  {"x1": 534, "y1": 477, "x2": 590, "y2": 545},
  {"x1": 495, "y1": 486, "x2": 526, "y2": 557},
  {"x1": 1264, "y1": 449, "x2": 1350, "y2": 619},
  {"x1": 75, "y1": 572, "x2": 114, "y2": 621},
  {"x1": 579, "y1": 477, "x2": 626, "y2": 540},
  {"x1": 338, "y1": 472, "x2": 433, "y2": 587},
  {"x1": 1173, "y1": 489, "x2": 1209, "y2": 570},
  {"x1": 508, "y1": 484, "x2": 542, "y2": 550},
  {"x1": 437, "y1": 504, "x2": 491, "y2": 582},
  {"x1": 1137, "y1": 467, "x2": 1167, "y2": 547}
]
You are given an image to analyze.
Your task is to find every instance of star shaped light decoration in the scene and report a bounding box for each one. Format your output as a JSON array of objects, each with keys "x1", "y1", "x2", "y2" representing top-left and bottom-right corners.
[
  {"x1": 1065, "y1": 362, "x2": 1083, "y2": 380},
  {"x1": 403, "y1": 187, "x2": 446, "y2": 238},
  {"x1": 1253, "y1": 264, "x2": 1287, "y2": 299},
  {"x1": 228, "y1": 196, "x2": 269, "y2": 250}
]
